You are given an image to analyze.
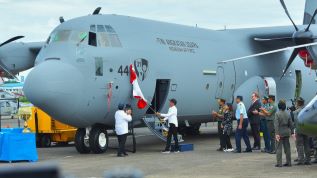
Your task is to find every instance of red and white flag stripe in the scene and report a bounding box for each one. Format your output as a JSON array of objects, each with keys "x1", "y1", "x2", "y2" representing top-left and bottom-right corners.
[{"x1": 130, "y1": 64, "x2": 148, "y2": 109}]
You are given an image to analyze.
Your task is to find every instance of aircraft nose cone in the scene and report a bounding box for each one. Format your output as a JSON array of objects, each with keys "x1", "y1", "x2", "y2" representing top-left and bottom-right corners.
[{"x1": 23, "y1": 60, "x2": 85, "y2": 125}]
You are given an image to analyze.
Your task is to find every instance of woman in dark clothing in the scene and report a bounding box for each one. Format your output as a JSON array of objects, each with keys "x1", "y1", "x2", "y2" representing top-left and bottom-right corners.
[{"x1": 221, "y1": 104, "x2": 233, "y2": 152}]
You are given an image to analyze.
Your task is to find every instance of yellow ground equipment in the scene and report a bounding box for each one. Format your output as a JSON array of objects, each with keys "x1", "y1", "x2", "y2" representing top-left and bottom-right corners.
[{"x1": 23, "y1": 107, "x2": 77, "y2": 147}]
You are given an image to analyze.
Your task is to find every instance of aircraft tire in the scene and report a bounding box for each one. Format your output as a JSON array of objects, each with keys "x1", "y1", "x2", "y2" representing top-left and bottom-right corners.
[
  {"x1": 89, "y1": 126, "x2": 108, "y2": 154},
  {"x1": 75, "y1": 128, "x2": 91, "y2": 154},
  {"x1": 40, "y1": 134, "x2": 51, "y2": 147}
]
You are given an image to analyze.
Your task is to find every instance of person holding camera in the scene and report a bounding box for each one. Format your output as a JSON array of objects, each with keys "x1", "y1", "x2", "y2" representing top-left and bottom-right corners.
[
  {"x1": 115, "y1": 104, "x2": 132, "y2": 157},
  {"x1": 274, "y1": 100, "x2": 295, "y2": 167},
  {"x1": 293, "y1": 97, "x2": 311, "y2": 165}
]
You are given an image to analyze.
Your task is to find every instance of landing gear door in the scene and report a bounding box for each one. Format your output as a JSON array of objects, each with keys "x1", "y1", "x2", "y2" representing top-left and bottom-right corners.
[{"x1": 215, "y1": 62, "x2": 236, "y2": 103}]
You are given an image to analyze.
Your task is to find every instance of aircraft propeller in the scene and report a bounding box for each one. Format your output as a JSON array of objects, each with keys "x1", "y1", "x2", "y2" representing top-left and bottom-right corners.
[
  {"x1": 0, "y1": 36, "x2": 24, "y2": 48},
  {"x1": 251, "y1": 0, "x2": 317, "y2": 78},
  {"x1": 0, "y1": 36, "x2": 24, "y2": 79}
]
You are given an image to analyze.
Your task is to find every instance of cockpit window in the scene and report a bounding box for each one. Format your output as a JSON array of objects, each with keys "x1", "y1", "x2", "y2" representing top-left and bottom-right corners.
[
  {"x1": 53, "y1": 30, "x2": 71, "y2": 42},
  {"x1": 105, "y1": 25, "x2": 116, "y2": 33},
  {"x1": 97, "y1": 25, "x2": 106, "y2": 32},
  {"x1": 70, "y1": 31, "x2": 88, "y2": 43},
  {"x1": 98, "y1": 32, "x2": 110, "y2": 47},
  {"x1": 109, "y1": 34, "x2": 122, "y2": 47},
  {"x1": 88, "y1": 32, "x2": 97, "y2": 47},
  {"x1": 90, "y1": 25, "x2": 96, "y2": 32},
  {"x1": 46, "y1": 25, "x2": 122, "y2": 47}
]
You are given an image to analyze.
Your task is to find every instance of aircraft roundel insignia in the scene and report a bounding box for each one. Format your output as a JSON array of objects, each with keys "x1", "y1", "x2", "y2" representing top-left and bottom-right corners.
[{"x1": 133, "y1": 58, "x2": 149, "y2": 81}]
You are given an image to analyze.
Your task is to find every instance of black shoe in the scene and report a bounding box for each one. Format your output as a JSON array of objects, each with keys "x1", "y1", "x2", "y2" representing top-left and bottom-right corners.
[
  {"x1": 313, "y1": 160, "x2": 317, "y2": 164},
  {"x1": 295, "y1": 162, "x2": 304, "y2": 166},
  {"x1": 123, "y1": 153, "x2": 128, "y2": 156},
  {"x1": 275, "y1": 164, "x2": 282, "y2": 167},
  {"x1": 269, "y1": 151, "x2": 276, "y2": 154},
  {"x1": 243, "y1": 149, "x2": 252, "y2": 153},
  {"x1": 304, "y1": 162, "x2": 311, "y2": 165},
  {"x1": 294, "y1": 158, "x2": 298, "y2": 162},
  {"x1": 117, "y1": 154, "x2": 125, "y2": 157},
  {"x1": 233, "y1": 150, "x2": 241, "y2": 153},
  {"x1": 283, "y1": 163, "x2": 292, "y2": 167}
]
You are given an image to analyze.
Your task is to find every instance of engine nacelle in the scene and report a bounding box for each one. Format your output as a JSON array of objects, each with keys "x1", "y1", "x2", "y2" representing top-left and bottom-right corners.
[{"x1": 0, "y1": 42, "x2": 43, "y2": 76}]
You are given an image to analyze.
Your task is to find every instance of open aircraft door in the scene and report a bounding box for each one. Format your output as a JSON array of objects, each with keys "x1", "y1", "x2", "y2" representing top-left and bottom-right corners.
[{"x1": 215, "y1": 62, "x2": 236, "y2": 103}]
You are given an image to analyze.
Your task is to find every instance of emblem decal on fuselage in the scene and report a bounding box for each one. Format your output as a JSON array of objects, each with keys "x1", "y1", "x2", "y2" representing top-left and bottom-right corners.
[{"x1": 134, "y1": 58, "x2": 149, "y2": 81}]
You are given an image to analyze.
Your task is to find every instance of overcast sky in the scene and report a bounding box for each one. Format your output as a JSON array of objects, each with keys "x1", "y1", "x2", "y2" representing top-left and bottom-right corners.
[{"x1": 0, "y1": 0, "x2": 306, "y2": 42}]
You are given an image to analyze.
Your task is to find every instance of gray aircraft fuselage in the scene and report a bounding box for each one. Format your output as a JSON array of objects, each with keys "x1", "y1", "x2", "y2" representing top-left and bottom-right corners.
[{"x1": 22, "y1": 14, "x2": 317, "y2": 129}]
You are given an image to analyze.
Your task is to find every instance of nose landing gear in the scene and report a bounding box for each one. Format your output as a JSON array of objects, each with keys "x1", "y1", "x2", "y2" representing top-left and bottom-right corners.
[{"x1": 75, "y1": 125, "x2": 109, "y2": 154}]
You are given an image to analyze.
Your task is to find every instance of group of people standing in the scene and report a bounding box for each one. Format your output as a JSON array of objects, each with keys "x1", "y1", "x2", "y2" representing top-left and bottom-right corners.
[
  {"x1": 114, "y1": 92, "x2": 317, "y2": 167},
  {"x1": 114, "y1": 99, "x2": 180, "y2": 156},
  {"x1": 214, "y1": 92, "x2": 317, "y2": 167}
]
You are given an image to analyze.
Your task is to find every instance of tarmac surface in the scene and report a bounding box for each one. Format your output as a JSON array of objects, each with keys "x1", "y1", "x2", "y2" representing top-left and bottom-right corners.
[{"x1": 1, "y1": 119, "x2": 317, "y2": 178}]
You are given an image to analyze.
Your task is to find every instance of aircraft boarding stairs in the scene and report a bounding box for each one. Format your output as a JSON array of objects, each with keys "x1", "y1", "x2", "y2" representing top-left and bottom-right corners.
[{"x1": 142, "y1": 114, "x2": 184, "y2": 143}]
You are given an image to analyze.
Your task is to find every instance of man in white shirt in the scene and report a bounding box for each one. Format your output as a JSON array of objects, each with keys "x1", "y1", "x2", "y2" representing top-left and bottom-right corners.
[
  {"x1": 115, "y1": 104, "x2": 132, "y2": 157},
  {"x1": 157, "y1": 98, "x2": 179, "y2": 153}
]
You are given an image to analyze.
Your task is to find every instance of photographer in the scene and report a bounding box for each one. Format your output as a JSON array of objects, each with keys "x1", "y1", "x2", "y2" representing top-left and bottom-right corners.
[{"x1": 293, "y1": 97, "x2": 311, "y2": 165}]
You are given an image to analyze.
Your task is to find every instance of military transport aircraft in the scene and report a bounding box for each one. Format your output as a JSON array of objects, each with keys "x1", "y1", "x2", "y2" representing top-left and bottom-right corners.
[{"x1": 1, "y1": 0, "x2": 317, "y2": 154}]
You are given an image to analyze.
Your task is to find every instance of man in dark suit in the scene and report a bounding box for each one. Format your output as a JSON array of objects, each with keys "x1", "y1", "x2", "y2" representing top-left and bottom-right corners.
[{"x1": 248, "y1": 92, "x2": 261, "y2": 150}]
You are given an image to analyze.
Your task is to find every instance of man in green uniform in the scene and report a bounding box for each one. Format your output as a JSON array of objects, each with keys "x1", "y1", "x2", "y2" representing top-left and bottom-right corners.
[
  {"x1": 212, "y1": 98, "x2": 225, "y2": 151},
  {"x1": 259, "y1": 96, "x2": 271, "y2": 153},
  {"x1": 274, "y1": 100, "x2": 295, "y2": 167},
  {"x1": 293, "y1": 97, "x2": 311, "y2": 165},
  {"x1": 261, "y1": 95, "x2": 277, "y2": 154}
]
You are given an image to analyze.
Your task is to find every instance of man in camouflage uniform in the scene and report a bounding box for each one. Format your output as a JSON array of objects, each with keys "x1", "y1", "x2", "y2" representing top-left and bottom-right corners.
[
  {"x1": 261, "y1": 95, "x2": 277, "y2": 154},
  {"x1": 293, "y1": 97, "x2": 311, "y2": 165},
  {"x1": 212, "y1": 98, "x2": 226, "y2": 151}
]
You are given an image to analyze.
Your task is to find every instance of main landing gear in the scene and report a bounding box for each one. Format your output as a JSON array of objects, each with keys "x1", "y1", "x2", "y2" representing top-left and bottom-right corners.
[
  {"x1": 75, "y1": 124, "x2": 136, "y2": 154},
  {"x1": 75, "y1": 125, "x2": 109, "y2": 154}
]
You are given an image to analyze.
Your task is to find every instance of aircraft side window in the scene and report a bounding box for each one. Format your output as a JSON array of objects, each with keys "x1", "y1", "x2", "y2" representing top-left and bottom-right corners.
[
  {"x1": 90, "y1": 25, "x2": 96, "y2": 32},
  {"x1": 88, "y1": 32, "x2": 97, "y2": 47},
  {"x1": 48, "y1": 31, "x2": 57, "y2": 44},
  {"x1": 109, "y1": 34, "x2": 122, "y2": 47},
  {"x1": 97, "y1": 32, "x2": 110, "y2": 47},
  {"x1": 95, "y1": 57, "x2": 103, "y2": 76},
  {"x1": 97, "y1": 25, "x2": 106, "y2": 32},
  {"x1": 105, "y1": 25, "x2": 116, "y2": 33}
]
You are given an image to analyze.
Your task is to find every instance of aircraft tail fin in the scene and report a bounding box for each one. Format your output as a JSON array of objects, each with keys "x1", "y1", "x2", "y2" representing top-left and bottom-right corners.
[{"x1": 304, "y1": 0, "x2": 317, "y2": 24}]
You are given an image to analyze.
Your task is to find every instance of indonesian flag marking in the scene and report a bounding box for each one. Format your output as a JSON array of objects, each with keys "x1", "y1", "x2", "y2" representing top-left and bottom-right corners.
[{"x1": 130, "y1": 64, "x2": 148, "y2": 109}]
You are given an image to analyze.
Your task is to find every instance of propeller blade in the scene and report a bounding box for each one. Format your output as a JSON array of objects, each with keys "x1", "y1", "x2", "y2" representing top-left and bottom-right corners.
[
  {"x1": 254, "y1": 37, "x2": 293, "y2": 41},
  {"x1": 280, "y1": 0, "x2": 299, "y2": 31},
  {"x1": 0, "y1": 36, "x2": 24, "y2": 47},
  {"x1": 305, "y1": 9, "x2": 317, "y2": 32},
  {"x1": 280, "y1": 48, "x2": 301, "y2": 79},
  {"x1": 219, "y1": 41, "x2": 317, "y2": 63}
]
